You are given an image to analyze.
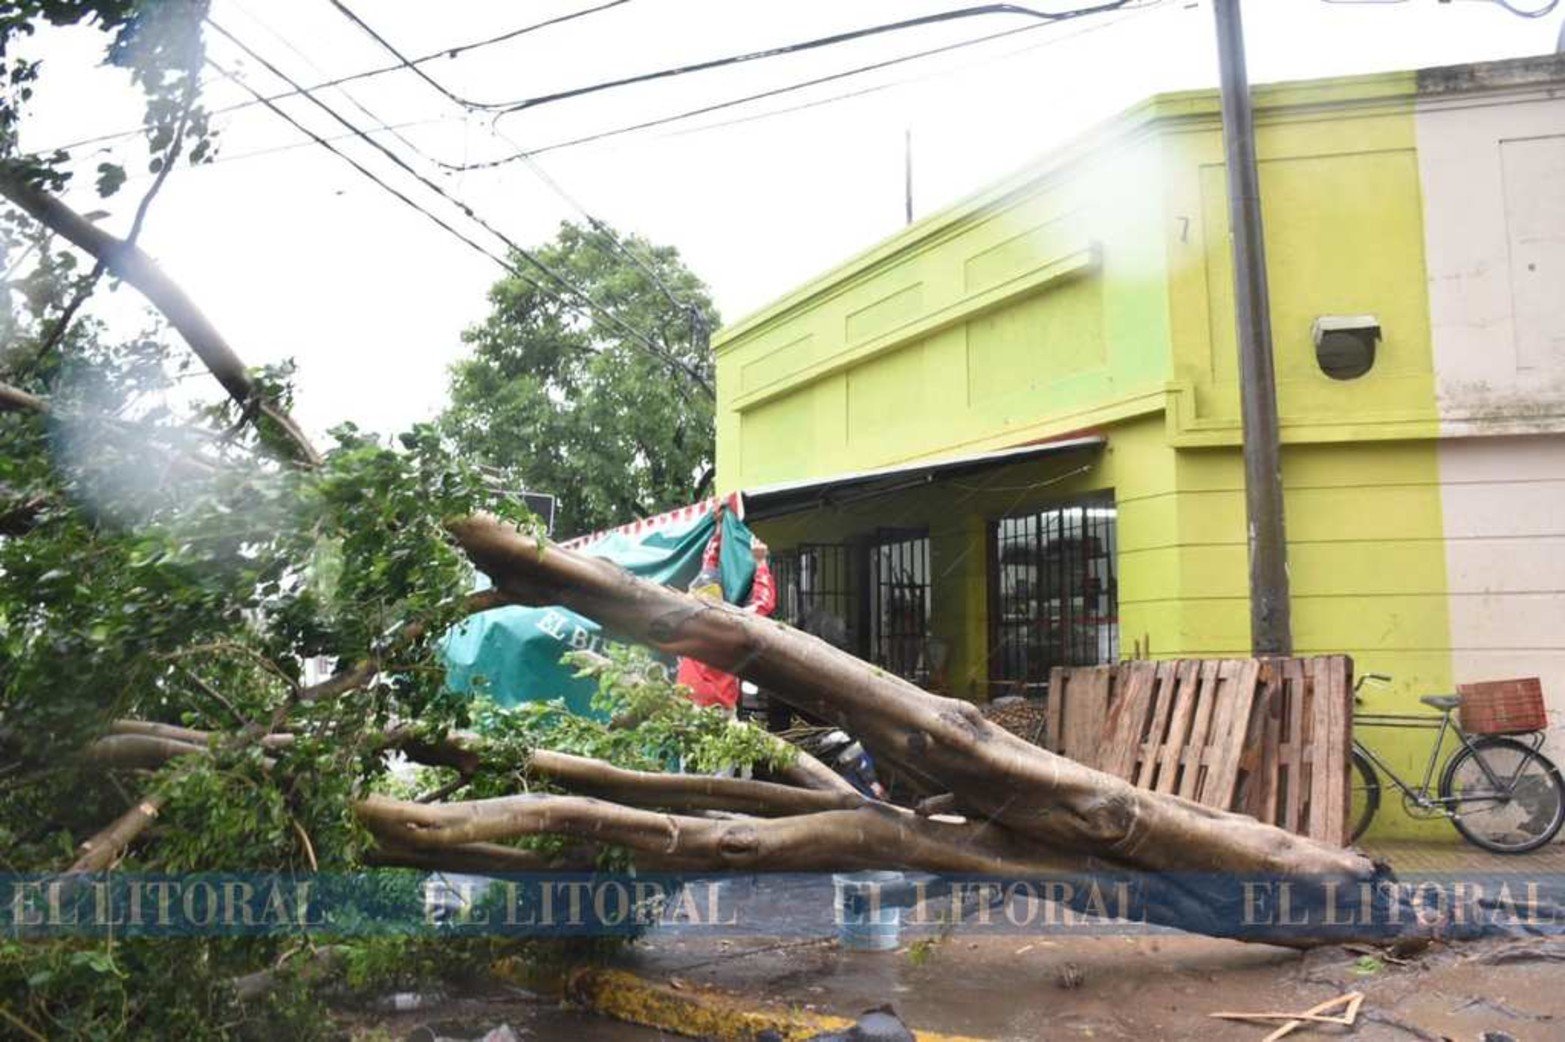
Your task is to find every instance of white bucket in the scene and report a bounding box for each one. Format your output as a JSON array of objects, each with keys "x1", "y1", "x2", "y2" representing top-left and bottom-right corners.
[{"x1": 833, "y1": 871, "x2": 903, "y2": 952}]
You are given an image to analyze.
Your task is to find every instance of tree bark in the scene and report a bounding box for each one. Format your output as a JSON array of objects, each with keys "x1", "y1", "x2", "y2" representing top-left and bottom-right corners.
[
  {"x1": 525, "y1": 749, "x2": 865, "y2": 817},
  {"x1": 0, "y1": 380, "x2": 48, "y2": 414},
  {"x1": 446, "y1": 514, "x2": 1375, "y2": 881},
  {"x1": 83, "y1": 733, "x2": 209, "y2": 770},
  {"x1": 71, "y1": 797, "x2": 165, "y2": 872},
  {"x1": 355, "y1": 793, "x2": 1086, "y2": 876},
  {"x1": 353, "y1": 792, "x2": 1388, "y2": 947}
]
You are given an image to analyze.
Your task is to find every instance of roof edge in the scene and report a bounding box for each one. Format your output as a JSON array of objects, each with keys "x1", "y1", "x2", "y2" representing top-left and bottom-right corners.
[{"x1": 715, "y1": 53, "x2": 1562, "y2": 352}]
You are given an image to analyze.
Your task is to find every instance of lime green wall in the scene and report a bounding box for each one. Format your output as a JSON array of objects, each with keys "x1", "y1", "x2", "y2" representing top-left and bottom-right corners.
[
  {"x1": 721, "y1": 69, "x2": 1460, "y2": 838},
  {"x1": 716, "y1": 127, "x2": 1176, "y2": 488}
]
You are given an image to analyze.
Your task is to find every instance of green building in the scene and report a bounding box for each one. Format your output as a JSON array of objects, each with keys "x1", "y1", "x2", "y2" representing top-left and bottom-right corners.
[{"x1": 712, "y1": 55, "x2": 1565, "y2": 837}]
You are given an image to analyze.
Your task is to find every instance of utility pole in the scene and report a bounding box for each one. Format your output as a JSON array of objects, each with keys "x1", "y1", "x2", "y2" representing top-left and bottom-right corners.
[{"x1": 1212, "y1": 0, "x2": 1292, "y2": 655}]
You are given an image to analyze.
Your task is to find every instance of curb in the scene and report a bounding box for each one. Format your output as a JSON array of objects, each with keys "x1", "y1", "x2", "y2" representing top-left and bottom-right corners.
[{"x1": 492, "y1": 958, "x2": 988, "y2": 1042}]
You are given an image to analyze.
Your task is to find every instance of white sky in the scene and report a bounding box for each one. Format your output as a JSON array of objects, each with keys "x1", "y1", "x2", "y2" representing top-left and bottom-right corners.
[{"x1": 13, "y1": 0, "x2": 1563, "y2": 438}]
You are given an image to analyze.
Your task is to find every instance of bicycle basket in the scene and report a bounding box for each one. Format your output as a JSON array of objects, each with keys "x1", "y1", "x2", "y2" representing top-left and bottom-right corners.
[{"x1": 1457, "y1": 677, "x2": 1547, "y2": 735}]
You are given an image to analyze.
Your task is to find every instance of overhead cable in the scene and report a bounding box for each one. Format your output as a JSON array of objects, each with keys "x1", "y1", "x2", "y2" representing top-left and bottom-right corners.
[
  {"x1": 320, "y1": 0, "x2": 695, "y2": 315},
  {"x1": 39, "y1": 0, "x2": 635, "y2": 156},
  {"x1": 484, "y1": 2, "x2": 1137, "y2": 118},
  {"x1": 205, "y1": 21, "x2": 712, "y2": 397},
  {"x1": 450, "y1": 6, "x2": 1153, "y2": 170}
]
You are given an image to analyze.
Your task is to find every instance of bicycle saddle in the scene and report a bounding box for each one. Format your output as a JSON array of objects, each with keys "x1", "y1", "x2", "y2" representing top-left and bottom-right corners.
[{"x1": 1420, "y1": 693, "x2": 1462, "y2": 711}]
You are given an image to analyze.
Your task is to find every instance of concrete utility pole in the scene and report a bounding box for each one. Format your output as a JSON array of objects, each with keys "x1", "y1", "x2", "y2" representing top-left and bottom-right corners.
[{"x1": 1212, "y1": 0, "x2": 1292, "y2": 655}]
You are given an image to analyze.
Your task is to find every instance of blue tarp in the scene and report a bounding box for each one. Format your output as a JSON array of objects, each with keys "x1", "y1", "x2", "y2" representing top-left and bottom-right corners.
[{"x1": 440, "y1": 507, "x2": 758, "y2": 717}]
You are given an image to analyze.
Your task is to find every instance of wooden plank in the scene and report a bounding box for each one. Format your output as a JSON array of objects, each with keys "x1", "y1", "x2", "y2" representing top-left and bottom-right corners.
[
  {"x1": 1307, "y1": 658, "x2": 1335, "y2": 842},
  {"x1": 1100, "y1": 662, "x2": 1156, "y2": 780},
  {"x1": 1281, "y1": 657, "x2": 1307, "y2": 833},
  {"x1": 1188, "y1": 660, "x2": 1241, "y2": 804},
  {"x1": 1044, "y1": 667, "x2": 1068, "y2": 754},
  {"x1": 1248, "y1": 662, "x2": 1285, "y2": 824},
  {"x1": 1205, "y1": 658, "x2": 1263, "y2": 809},
  {"x1": 1297, "y1": 659, "x2": 1321, "y2": 835},
  {"x1": 1154, "y1": 660, "x2": 1203, "y2": 795},
  {"x1": 1317, "y1": 655, "x2": 1352, "y2": 844},
  {"x1": 1135, "y1": 661, "x2": 1182, "y2": 790},
  {"x1": 1177, "y1": 660, "x2": 1223, "y2": 801},
  {"x1": 1065, "y1": 667, "x2": 1115, "y2": 770}
]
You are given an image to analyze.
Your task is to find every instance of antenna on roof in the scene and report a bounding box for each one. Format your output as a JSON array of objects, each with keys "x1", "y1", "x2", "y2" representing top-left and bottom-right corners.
[{"x1": 904, "y1": 127, "x2": 914, "y2": 225}]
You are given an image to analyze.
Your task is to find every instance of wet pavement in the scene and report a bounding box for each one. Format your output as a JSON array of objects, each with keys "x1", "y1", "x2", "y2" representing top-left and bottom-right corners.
[
  {"x1": 348, "y1": 995, "x2": 679, "y2": 1040},
  {"x1": 349, "y1": 841, "x2": 1564, "y2": 1040},
  {"x1": 623, "y1": 926, "x2": 1565, "y2": 1040}
]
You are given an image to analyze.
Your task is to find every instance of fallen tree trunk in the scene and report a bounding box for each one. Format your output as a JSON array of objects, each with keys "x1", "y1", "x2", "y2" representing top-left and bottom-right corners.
[
  {"x1": 447, "y1": 514, "x2": 1375, "y2": 881},
  {"x1": 87, "y1": 710, "x2": 1415, "y2": 947},
  {"x1": 353, "y1": 792, "x2": 1400, "y2": 947},
  {"x1": 355, "y1": 793, "x2": 1088, "y2": 877}
]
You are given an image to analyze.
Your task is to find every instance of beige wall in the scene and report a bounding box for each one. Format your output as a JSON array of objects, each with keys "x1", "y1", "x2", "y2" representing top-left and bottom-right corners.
[
  {"x1": 1438, "y1": 434, "x2": 1565, "y2": 763},
  {"x1": 1417, "y1": 77, "x2": 1565, "y2": 435}
]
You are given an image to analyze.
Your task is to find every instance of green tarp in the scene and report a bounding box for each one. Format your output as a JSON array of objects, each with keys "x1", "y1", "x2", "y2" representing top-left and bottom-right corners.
[{"x1": 440, "y1": 506, "x2": 758, "y2": 717}]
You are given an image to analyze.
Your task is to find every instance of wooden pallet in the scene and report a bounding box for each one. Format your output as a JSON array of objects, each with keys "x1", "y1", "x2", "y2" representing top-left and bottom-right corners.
[
  {"x1": 1240, "y1": 655, "x2": 1354, "y2": 845},
  {"x1": 1042, "y1": 664, "x2": 1118, "y2": 770},
  {"x1": 1044, "y1": 655, "x2": 1354, "y2": 844}
]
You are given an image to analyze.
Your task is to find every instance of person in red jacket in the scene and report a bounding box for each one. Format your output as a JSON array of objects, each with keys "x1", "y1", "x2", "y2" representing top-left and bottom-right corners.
[{"x1": 676, "y1": 517, "x2": 776, "y2": 712}]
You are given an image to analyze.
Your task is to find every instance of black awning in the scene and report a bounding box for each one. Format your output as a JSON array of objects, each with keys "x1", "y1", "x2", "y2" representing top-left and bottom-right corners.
[{"x1": 740, "y1": 435, "x2": 1105, "y2": 521}]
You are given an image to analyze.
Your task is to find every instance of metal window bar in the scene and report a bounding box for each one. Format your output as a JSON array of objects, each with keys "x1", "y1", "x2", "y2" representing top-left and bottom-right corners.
[
  {"x1": 869, "y1": 529, "x2": 931, "y2": 683},
  {"x1": 990, "y1": 499, "x2": 1118, "y2": 691},
  {"x1": 774, "y1": 543, "x2": 858, "y2": 653}
]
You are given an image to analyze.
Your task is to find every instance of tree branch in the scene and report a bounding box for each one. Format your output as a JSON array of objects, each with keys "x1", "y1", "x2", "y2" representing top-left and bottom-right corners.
[
  {"x1": 524, "y1": 749, "x2": 864, "y2": 817},
  {"x1": 298, "y1": 587, "x2": 507, "y2": 703},
  {"x1": 0, "y1": 380, "x2": 47, "y2": 413},
  {"x1": 0, "y1": 166, "x2": 322, "y2": 467}
]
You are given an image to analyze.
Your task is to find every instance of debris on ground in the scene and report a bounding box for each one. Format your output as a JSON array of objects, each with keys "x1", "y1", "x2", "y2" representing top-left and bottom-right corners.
[
  {"x1": 1209, "y1": 991, "x2": 1362, "y2": 1041},
  {"x1": 761, "y1": 1004, "x2": 916, "y2": 1042}
]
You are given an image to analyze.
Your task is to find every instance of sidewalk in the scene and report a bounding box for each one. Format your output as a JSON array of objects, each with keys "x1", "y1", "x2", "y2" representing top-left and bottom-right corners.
[{"x1": 1363, "y1": 837, "x2": 1565, "y2": 872}]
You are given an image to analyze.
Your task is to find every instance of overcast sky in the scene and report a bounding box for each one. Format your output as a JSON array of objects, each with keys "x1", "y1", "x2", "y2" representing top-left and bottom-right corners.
[{"x1": 13, "y1": 0, "x2": 1563, "y2": 438}]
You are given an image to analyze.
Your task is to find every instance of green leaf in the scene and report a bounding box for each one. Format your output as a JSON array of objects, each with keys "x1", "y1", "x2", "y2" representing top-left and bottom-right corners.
[{"x1": 94, "y1": 161, "x2": 126, "y2": 197}]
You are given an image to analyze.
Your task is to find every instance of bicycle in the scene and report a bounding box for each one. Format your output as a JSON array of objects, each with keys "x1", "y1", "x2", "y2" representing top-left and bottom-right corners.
[{"x1": 1350, "y1": 674, "x2": 1565, "y2": 853}]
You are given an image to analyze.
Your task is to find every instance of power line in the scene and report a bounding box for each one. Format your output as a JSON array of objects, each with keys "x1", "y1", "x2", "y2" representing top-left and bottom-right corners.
[
  {"x1": 1482, "y1": 0, "x2": 1560, "y2": 16},
  {"x1": 204, "y1": 21, "x2": 714, "y2": 397},
  {"x1": 321, "y1": 0, "x2": 695, "y2": 316},
  {"x1": 202, "y1": 59, "x2": 516, "y2": 274},
  {"x1": 458, "y1": 4, "x2": 1152, "y2": 168},
  {"x1": 223, "y1": 0, "x2": 471, "y2": 182},
  {"x1": 667, "y1": 0, "x2": 1165, "y2": 139},
  {"x1": 36, "y1": 0, "x2": 635, "y2": 156},
  {"x1": 484, "y1": 2, "x2": 1137, "y2": 119},
  {"x1": 458, "y1": 23, "x2": 1051, "y2": 170},
  {"x1": 98, "y1": 116, "x2": 455, "y2": 188}
]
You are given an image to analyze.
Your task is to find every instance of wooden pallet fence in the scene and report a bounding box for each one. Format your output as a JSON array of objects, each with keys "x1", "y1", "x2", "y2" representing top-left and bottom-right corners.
[{"x1": 1044, "y1": 655, "x2": 1354, "y2": 844}]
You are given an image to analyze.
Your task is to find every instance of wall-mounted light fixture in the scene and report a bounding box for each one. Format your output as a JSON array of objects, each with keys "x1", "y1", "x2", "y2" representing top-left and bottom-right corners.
[{"x1": 1312, "y1": 315, "x2": 1381, "y2": 380}]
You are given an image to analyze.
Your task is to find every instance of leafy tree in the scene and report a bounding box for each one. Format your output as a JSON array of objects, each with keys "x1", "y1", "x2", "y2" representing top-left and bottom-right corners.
[
  {"x1": 442, "y1": 221, "x2": 719, "y2": 538},
  {"x1": 0, "y1": 8, "x2": 775, "y2": 1039}
]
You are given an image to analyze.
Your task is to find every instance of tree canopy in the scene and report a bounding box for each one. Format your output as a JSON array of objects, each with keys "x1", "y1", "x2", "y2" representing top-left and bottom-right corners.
[
  {"x1": 441, "y1": 221, "x2": 718, "y2": 538},
  {"x1": 0, "y1": 8, "x2": 762, "y2": 1038}
]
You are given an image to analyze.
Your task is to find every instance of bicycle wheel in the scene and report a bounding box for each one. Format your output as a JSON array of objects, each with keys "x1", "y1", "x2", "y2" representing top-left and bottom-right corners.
[
  {"x1": 1348, "y1": 747, "x2": 1380, "y2": 844},
  {"x1": 1440, "y1": 736, "x2": 1565, "y2": 854}
]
